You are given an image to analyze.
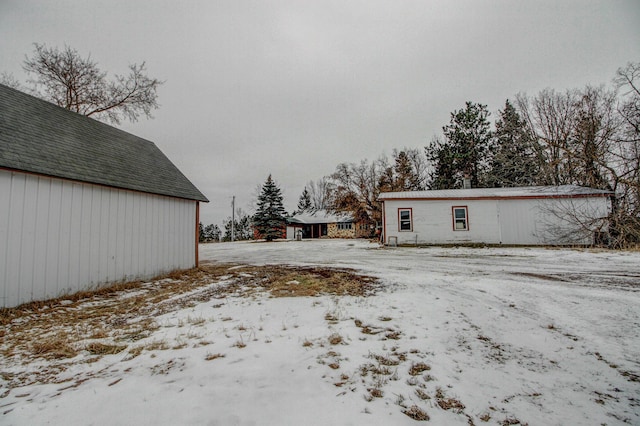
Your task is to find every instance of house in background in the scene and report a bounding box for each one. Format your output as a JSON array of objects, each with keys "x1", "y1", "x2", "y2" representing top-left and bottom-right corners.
[
  {"x1": 286, "y1": 210, "x2": 370, "y2": 239},
  {"x1": 0, "y1": 84, "x2": 208, "y2": 308},
  {"x1": 379, "y1": 185, "x2": 612, "y2": 246}
]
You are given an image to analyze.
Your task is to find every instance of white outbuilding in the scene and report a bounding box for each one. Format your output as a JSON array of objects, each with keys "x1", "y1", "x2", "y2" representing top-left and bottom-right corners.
[
  {"x1": 0, "y1": 84, "x2": 209, "y2": 308},
  {"x1": 379, "y1": 186, "x2": 612, "y2": 247}
]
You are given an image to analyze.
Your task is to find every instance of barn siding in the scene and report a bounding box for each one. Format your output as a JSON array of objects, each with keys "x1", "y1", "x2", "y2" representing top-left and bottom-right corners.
[{"x1": 0, "y1": 170, "x2": 197, "y2": 308}]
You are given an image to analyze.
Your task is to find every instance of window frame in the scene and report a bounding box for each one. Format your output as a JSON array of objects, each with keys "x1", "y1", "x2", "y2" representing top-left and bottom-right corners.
[
  {"x1": 337, "y1": 222, "x2": 353, "y2": 230},
  {"x1": 452, "y1": 206, "x2": 469, "y2": 231},
  {"x1": 398, "y1": 208, "x2": 413, "y2": 232}
]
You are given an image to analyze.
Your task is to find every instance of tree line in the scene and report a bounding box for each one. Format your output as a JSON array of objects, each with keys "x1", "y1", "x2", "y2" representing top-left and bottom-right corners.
[
  {"x1": 295, "y1": 62, "x2": 639, "y2": 247},
  {"x1": 204, "y1": 62, "x2": 639, "y2": 247},
  {"x1": 7, "y1": 44, "x2": 636, "y2": 245}
]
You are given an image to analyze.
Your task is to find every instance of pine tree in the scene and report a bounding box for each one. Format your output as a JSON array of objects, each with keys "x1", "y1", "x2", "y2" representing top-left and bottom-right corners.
[
  {"x1": 198, "y1": 222, "x2": 205, "y2": 243},
  {"x1": 296, "y1": 187, "x2": 313, "y2": 214},
  {"x1": 204, "y1": 224, "x2": 221, "y2": 242},
  {"x1": 426, "y1": 102, "x2": 493, "y2": 189},
  {"x1": 486, "y1": 100, "x2": 541, "y2": 187},
  {"x1": 253, "y1": 175, "x2": 287, "y2": 241},
  {"x1": 393, "y1": 149, "x2": 425, "y2": 191}
]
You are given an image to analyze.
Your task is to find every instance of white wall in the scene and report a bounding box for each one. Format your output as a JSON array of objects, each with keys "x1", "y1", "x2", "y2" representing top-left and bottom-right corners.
[
  {"x1": 0, "y1": 170, "x2": 197, "y2": 307},
  {"x1": 384, "y1": 199, "x2": 501, "y2": 245},
  {"x1": 383, "y1": 196, "x2": 610, "y2": 246}
]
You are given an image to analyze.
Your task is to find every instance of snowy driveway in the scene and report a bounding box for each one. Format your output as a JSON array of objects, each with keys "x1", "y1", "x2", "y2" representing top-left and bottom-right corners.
[
  {"x1": 2, "y1": 239, "x2": 639, "y2": 425},
  {"x1": 200, "y1": 240, "x2": 640, "y2": 425}
]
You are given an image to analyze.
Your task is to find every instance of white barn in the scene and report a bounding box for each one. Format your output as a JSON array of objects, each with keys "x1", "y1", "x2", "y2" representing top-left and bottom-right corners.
[
  {"x1": 379, "y1": 186, "x2": 612, "y2": 247},
  {"x1": 0, "y1": 84, "x2": 208, "y2": 308}
]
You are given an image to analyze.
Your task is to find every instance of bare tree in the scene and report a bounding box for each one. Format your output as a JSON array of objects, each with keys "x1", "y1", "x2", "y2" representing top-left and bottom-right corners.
[
  {"x1": 20, "y1": 43, "x2": 162, "y2": 124},
  {"x1": 516, "y1": 70, "x2": 639, "y2": 247},
  {"x1": 615, "y1": 62, "x2": 640, "y2": 136},
  {"x1": 0, "y1": 72, "x2": 23, "y2": 90},
  {"x1": 330, "y1": 158, "x2": 384, "y2": 224},
  {"x1": 610, "y1": 62, "x2": 640, "y2": 246},
  {"x1": 306, "y1": 177, "x2": 336, "y2": 211},
  {"x1": 516, "y1": 89, "x2": 580, "y2": 186},
  {"x1": 536, "y1": 198, "x2": 611, "y2": 246}
]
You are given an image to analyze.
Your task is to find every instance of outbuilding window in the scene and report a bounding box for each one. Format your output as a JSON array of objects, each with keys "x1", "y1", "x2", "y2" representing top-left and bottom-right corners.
[
  {"x1": 398, "y1": 208, "x2": 413, "y2": 231},
  {"x1": 452, "y1": 206, "x2": 468, "y2": 231}
]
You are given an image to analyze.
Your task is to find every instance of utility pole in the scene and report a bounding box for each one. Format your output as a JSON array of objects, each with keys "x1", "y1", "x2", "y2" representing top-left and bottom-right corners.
[{"x1": 231, "y1": 195, "x2": 235, "y2": 242}]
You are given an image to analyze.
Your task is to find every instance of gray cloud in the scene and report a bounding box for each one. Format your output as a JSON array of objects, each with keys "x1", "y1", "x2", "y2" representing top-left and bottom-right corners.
[{"x1": 1, "y1": 0, "x2": 639, "y2": 225}]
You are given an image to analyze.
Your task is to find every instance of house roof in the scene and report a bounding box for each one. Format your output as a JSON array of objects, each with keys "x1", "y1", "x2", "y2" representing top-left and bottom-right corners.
[
  {"x1": 378, "y1": 185, "x2": 612, "y2": 201},
  {"x1": 0, "y1": 84, "x2": 208, "y2": 202},
  {"x1": 288, "y1": 210, "x2": 354, "y2": 225}
]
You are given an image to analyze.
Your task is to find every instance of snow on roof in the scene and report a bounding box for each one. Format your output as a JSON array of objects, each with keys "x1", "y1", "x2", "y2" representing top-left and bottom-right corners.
[
  {"x1": 378, "y1": 185, "x2": 613, "y2": 200},
  {"x1": 288, "y1": 209, "x2": 354, "y2": 224}
]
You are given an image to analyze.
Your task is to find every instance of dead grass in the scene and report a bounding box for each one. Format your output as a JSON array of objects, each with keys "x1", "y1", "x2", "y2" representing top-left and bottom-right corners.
[
  {"x1": 31, "y1": 335, "x2": 77, "y2": 360},
  {"x1": 0, "y1": 263, "x2": 378, "y2": 389},
  {"x1": 415, "y1": 389, "x2": 430, "y2": 400},
  {"x1": 435, "y1": 387, "x2": 466, "y2": 413},
  {"x1": 205, "y1": 353, "x2": 225, "y2": 361},
  {"x1": 85, "y1": 342, "x2": 127, "y2": 355},
  {"x1": 368, "y1": 387, "x2": 383, "y2": 398},
  {"x1": 368, "y1": 352, "x2": 401, "y2": 366},
  {"x1": 408, "y1": 362, "x2": 431, "y2": 376},
  {"x1": 144, "y1": 340, "x2": 169, "y2": 351},
  {"x1": 403, "y1": 405, "x2": 430, "y2": 421},
  {"x1": 328, "y1": 333, "x2": 343, "y2": 345},
  {"x1": 501, "y1": 417, "x2": 528, "y2": 426}
]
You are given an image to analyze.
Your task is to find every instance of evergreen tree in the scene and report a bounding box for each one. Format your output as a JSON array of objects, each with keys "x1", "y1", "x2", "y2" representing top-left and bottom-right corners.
[
  {"x1": 253, "y1": 175, "x2": 287, "y2": 241},
  {"x1": 393, "y1": 149, "x2": 426, "y2": 191},
  {"x1": 223, "y1": 218, "x2": 237, "y2": 242},
  {"x1": 296, "y1": 187, "x2": 313, "y2": 214},
  {"x1": 427, "y1": 139, "x2": 458, "y2": 189},
  {"x1": 198, "y1": 222, "x2": 205, "y2": 243},
  {"x1": 426, "y1": 102, "x2": 493, "y2": 189},
  {"x1": 203, "y1": 224, "x2": 221, "y2": 242},
  {"x1": 223, "y1": 209, "x2": 253, "y2": 241},
  {"x1": 486, "y1": 100, "x2": 541, "y2": 187},
  {"x1": 377, "y1": 149, "x2": 427, "y2": 193}
]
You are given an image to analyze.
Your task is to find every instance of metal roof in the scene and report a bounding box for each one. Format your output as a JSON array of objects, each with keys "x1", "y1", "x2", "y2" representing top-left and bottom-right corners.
[
  {"x1": 378, "y1": 185, "x2": 612, "y2": 200},
  {"x1": 0, "y1": 84, "x2": 208, "y2": 202},
  {"x1": 288, "y1": 210, "x2": 354, "y2": 224}
]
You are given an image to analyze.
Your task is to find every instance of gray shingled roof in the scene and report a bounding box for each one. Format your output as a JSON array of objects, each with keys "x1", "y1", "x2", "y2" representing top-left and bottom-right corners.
[
  {"x1": 379, "y1": 185, "x2": 612, "y2": 201},
  {"x1": 0, "y1": 84, "x2": 208, "y2": 202}
]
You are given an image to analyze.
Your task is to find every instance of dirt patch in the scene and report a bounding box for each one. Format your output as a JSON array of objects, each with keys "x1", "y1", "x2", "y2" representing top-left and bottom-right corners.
[{"x1": 235, "y1": 265, "x2": 378, "y2": 297}]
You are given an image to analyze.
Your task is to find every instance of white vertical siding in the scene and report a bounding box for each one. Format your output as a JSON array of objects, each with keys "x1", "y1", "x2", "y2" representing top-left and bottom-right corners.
[
  {"x1": 383, "y1": 196, "x2": 610, "y2": 246},
  {"x1": 0, "y1": 170, "x2": 197, "y2": 308},
  {"x1": 497, "y1": 199, "x2": 542, "y2": 245},
  {"x1": 383, "y1": 199, "x2": 502, "y2": 245}
]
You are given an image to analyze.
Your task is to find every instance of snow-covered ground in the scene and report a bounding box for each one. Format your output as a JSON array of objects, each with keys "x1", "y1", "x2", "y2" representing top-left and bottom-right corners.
[{"x1": 2, "y1": 240, "x2": 639, "y2": 425}]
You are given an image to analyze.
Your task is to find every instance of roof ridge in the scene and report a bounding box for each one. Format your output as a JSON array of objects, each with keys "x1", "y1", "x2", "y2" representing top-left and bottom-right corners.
[{"x1": 0, "y1": 84, "x2": 208, "y2": 202}]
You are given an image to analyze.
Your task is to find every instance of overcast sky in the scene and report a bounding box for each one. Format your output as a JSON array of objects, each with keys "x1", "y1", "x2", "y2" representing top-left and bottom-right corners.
[{"x1": 1, "y1": 1, "x2": 639, "y2": 227}]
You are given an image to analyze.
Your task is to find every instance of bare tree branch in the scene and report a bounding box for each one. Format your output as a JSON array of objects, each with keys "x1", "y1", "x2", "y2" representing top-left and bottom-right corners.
[{"x1": 21, "y1": 43, "x2": 162, "y2": 125}]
